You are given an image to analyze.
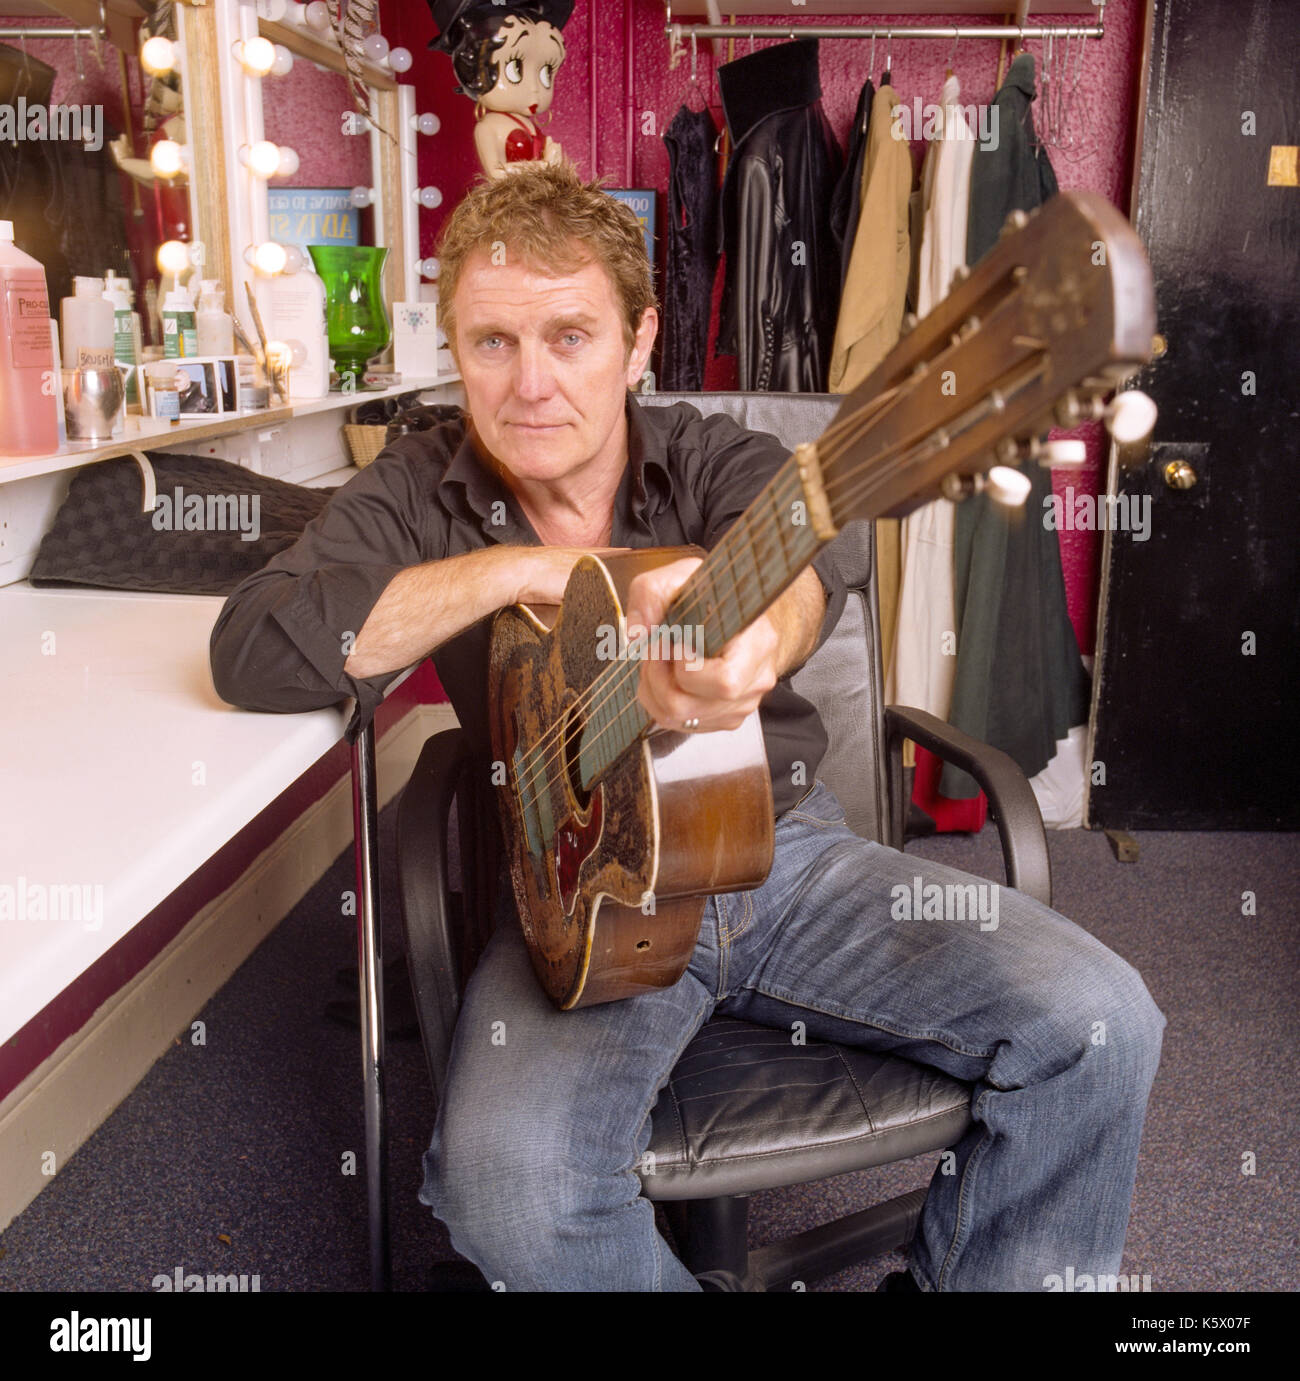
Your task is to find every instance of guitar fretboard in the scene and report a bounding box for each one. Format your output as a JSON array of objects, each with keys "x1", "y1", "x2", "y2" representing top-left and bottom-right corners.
[{"x1": 577, "y1": 454, "x2": 827, "y2": 790}]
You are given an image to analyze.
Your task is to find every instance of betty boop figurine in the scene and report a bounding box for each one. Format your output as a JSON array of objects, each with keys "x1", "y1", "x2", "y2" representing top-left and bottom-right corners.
[{"x1": 428, "y1": 1, "x2": 574, "y2": 180}]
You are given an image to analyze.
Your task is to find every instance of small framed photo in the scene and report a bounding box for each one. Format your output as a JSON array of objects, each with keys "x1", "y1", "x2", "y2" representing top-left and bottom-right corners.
[{"x1": 140, "y1": 357, "x2": 241, "y2": 418}]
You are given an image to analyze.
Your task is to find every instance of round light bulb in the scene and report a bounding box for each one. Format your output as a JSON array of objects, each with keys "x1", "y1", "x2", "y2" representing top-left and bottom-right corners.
[
  {"x1": 236, "y1": 36, "x2": 276, "y2": 76},
  {"x1": 140, "y1": 36, "x2": 176, "y2": 76},
  {"x1": 275, "y1": 145, "x2": 300, "y2": 177},
  {"x1": 244, "y1": 140, "x2": 282, "y2": 178},
  {"x1": 156, "y1": 239, "x2": 190, "y2": 274},
  {"x1": 253, "y1": 242, "x2": 288, "y2": 275},
  {"x1": 414, "y1": 112, "x2": 440, "y2": 137},
  {"x1": 271, "y1": 44, "x2": 294, "y2": 77},
  {"x1": 150, "y1": 140, "x2": 185, "y2": 178},
  {"x1": 304, "y1": 1, "x2": 331, "y2": 32},
  {"x1": 265, "y1": 339, "x2": 293, "y2": 368},
  {"x1": 350, "y1": 185, "x2": 373, "y2": 208},
  {"x1": 255, "y1": 0, "x2": 288, "y2": 21},
  {"x1": 417, "y1": 185, "x2": 443, "y2": 209},
  {"x1": 362, "y1": 34, "x2": 389, "y2": 62},
  {"x1": 418, "y1": 256, "x2": 441, "y2": 280},
  {"x1": 281, "y1": 245, "x2": 305, "y2": 275},
  {"x1": 388, "y1": 47, "x2": 413, "y2": 74}
]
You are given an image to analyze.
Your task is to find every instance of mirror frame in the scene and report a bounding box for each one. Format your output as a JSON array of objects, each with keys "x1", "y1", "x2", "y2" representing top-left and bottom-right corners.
[{"x1": 182, "y1": 0, "x2": 417, "y2": 357}]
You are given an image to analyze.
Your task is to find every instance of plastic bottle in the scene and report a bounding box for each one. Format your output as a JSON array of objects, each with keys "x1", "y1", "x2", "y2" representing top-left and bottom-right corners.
[
  {"x1": 161, "y1": 286, "x2": 197, "y2": 358},
  {"x1": 104, "y1": 271, "x2": 142, "y2": 404},
  {"x1": 61, "y1": 275, "x2": 115, "y2": 370},
  {"x1": 0, "y1": 220, "x2": 60, "y2": 457},
  {"x1": 196, "y1": 279, "x2": 235, "y2": 356},
  {"x1": 266, "y1": 264, "x2": 329, "y2": 398}
]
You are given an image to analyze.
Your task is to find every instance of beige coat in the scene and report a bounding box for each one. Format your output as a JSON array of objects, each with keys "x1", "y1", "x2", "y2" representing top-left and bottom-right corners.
[{"x1": 828, "y1": 83, "x2": 913, "y2": 394}]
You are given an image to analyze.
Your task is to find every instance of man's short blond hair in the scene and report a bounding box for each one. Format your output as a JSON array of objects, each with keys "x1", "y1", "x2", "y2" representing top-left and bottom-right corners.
[{"x1": 436, "y1": 162, "x2": 656, "y2": 357}]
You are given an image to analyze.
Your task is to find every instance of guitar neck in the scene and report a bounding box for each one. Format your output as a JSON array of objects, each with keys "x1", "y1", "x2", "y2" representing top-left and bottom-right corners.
[
  {"x1": 667, "y1": 450, "x2": 836, "y2": 659},
  {"x1": 578, "y1": 450, "x2": 835, "y2": 789}
]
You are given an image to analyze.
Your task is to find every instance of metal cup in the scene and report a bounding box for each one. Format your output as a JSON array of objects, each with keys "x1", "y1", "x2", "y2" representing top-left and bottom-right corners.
[{"x1": 64, "y1": 365, "x2": 127, "y2": 441}]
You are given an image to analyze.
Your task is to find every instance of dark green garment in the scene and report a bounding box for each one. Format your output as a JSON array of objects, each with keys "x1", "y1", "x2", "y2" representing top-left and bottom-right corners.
[
  {"x1": 966, "y1": 53, "x2": 1059, "y2": 265},
  {"x1": 941, "y1": 54, "x2": 1086, "y2": 798}
]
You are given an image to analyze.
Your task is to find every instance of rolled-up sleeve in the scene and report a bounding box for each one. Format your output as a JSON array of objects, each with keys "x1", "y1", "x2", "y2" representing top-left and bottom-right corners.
[{"x1": 209, "y1": 441, "x2": 439, "y2": 739}]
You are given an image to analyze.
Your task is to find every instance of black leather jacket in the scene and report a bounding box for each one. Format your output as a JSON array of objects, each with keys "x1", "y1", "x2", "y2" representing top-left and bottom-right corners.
[{"x1": 716, "y1": 40, "x2": 843, "y2": 392}]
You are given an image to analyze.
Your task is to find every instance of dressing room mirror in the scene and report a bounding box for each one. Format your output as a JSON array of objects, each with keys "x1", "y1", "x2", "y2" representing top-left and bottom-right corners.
[{"x1": 0, "y1": 1, "x2": 200, "y2": 358}]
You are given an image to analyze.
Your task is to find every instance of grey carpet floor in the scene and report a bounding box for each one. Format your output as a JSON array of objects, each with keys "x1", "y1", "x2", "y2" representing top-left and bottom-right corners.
[{"x1": 1, "y1": 809, "x2": 1295, "y2": 1293}]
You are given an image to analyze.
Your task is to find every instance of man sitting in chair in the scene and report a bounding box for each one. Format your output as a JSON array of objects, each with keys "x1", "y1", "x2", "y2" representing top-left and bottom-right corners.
[{"x1": 210, "y1": 162, "x2": 1164, "y2": 1292}]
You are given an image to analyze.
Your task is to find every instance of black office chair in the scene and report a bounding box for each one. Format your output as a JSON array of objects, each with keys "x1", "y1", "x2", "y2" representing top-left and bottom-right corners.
[{"x1": 396, "y1": 392, "x2": 1052, "y2": 1291}]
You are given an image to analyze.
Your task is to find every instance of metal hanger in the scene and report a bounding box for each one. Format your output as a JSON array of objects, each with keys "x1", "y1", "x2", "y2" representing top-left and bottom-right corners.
[{"x1": 686, "y1": 31, "x2": 707, "y2": 112}]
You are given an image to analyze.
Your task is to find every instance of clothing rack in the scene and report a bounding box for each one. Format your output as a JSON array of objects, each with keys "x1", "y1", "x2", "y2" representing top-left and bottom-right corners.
[
  {"x1": 667, "y1": 23, "x2": 1103, "y2": 42},
  {"x1": 0, "y1": 28, "x2": 106, "y2": 41}
]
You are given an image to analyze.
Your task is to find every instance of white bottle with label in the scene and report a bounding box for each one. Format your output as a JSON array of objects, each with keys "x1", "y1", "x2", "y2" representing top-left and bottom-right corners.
[
  {"x1": 61, "y1": 275, "x2": 115, "y2": 369},
  {"x1": 104, "y1": 271, "x2": 142, "y2": 404},
  {"x1": 265, "y1": 264, "x2": 329, "y2": 399},
  {"x1": 196, "y1": 279, "x2": 236, "y2": 356}
]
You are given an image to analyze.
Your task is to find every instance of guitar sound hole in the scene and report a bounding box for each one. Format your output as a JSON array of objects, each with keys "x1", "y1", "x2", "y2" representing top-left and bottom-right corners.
[
  {"x1": 636, "y1": 939, "x2": 651, "y2": 951},
  {"x1": 561, "y1": 702, "x2": 590, "y2": 811}
]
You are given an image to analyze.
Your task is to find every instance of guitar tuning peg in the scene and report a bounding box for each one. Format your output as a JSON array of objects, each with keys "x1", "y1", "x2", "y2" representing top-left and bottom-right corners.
[
  {"x1": 1001, "y1": 209, "x2": 1030, "y2": 236},
  {"x1": 1041, "y1": 439, "x2": 1088, "y2": 467},
  {"x1": 985, "y1": 465, "x2": 1033, "y2": 507},
  {"x1": 1054, "y1": 390, "x2": 1107, "y2": 428},
  {"x1": 1105, "y1": 389, "x2": 1158, "y2": 445},
  {"x1": 901, "y1": 311, "x2": 919, "y2": 334}
]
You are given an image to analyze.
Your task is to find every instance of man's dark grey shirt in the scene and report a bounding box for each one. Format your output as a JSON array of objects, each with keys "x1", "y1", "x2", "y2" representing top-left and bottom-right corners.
[{"x1": 209, "y1": 396, "x2": 847, "y2": 816}]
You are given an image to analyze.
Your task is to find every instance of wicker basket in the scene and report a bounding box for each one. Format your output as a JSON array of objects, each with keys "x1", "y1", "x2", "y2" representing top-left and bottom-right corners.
[{"x1": 343, "y1": 423, "x2": 389, "y2": 468}]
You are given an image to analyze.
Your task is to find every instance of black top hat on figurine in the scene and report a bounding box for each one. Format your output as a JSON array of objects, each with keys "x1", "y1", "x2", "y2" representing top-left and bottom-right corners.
[{"x1": 425, "y1": 1, "x2": 575, "y2": 181}]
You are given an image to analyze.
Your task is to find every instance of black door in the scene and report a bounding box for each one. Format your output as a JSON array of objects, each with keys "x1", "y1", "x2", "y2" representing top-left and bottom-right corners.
[{"x1": 1086, "y1": 0, "x2": 1299, "y2": 830}]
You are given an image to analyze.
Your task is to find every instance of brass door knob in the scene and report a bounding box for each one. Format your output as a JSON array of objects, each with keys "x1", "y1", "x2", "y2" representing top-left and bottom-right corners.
[{"x1": 1163, "y1": 458, "x2": 1198, "y2": 489}]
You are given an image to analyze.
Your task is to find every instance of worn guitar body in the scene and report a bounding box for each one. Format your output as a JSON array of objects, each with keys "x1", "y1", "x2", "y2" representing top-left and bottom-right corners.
[{"x1": 489, "y1": 547, "x2": 775, "y2": 1010}]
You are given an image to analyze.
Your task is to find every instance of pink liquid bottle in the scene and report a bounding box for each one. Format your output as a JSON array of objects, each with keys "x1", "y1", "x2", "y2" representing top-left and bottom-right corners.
[{"x1": 0, "y1": 219, "x2": 59, "y2": 458}]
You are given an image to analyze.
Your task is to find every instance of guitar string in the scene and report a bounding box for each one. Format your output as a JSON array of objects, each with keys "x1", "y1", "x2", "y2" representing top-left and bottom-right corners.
[
  {"x1": 512, "y1": 341, "x2": 1050, "y2": 822},
  {"x1": 512, "y1": 352, "x2": 1050, "y2": 824}
]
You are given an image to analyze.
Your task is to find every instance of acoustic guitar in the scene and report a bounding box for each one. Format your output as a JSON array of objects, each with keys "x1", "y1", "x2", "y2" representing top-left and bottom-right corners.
[{"x1": 488, "y1": 190, "x2": 1156, "y2": 1009}]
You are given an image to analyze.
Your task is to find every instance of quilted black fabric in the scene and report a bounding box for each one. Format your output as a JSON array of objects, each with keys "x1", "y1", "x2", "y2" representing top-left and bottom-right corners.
[{"x1": 29, "y1": 453, "x2": 336, "y2": 596}]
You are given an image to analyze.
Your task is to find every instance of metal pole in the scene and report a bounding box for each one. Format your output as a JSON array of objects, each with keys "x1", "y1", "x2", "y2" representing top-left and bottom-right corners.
[
  {"x1": 666, "y1": 23, "x2": 1104, "y2": 43},
  {"x1": 0, "y1": 26, "x2": 105, "y2": 39},
  {"x1": 351, "y1": 721, "x2": 390, "y2": 1292}
]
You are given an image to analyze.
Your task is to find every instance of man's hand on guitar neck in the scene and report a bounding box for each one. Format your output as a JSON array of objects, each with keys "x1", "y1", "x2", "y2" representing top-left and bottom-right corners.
[{"x1": 625, "y1": 558, "x2": 826, "y2": 734}]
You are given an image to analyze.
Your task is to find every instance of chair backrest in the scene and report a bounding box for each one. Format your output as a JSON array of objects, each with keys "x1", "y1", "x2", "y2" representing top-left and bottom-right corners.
[{"x1": 637, "y1": 392, "x2": 891, "y2": 844}]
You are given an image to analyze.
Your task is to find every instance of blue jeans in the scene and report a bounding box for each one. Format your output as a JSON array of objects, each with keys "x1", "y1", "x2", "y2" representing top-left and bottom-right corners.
[{"x1": 418, "y1": 781, "x2": 1165, "y2": 1291}]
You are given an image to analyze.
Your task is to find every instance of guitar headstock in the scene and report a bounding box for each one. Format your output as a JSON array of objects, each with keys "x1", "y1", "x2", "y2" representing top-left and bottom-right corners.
[{"x1": 819, "y1": 191, "x2": 1157, "y2": 523}]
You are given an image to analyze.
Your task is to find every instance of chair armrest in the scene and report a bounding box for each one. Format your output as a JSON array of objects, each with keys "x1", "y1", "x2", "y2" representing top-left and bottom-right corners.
[
  {"x1": 395, "y1": 727, "x2": 470, "y2": 1105},
  {"x1": 884, "y1": 706, "x2": 1052, "y2": 907}
]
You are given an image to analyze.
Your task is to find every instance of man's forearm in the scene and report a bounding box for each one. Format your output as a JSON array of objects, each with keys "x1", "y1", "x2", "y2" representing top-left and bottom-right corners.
[
  {"x1": 342, "y1": 547, "x2": 523, "y2": 680},
  {"x1": 768, "y1": 567, "x2": 829, "y2": 678},
  {"x1": 343, "y1": 543, "x2": 601, "y2": 680}
]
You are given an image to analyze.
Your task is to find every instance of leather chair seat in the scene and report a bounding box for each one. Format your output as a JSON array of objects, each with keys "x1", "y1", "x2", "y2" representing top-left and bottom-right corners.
[{"x1": 641, "y1": 1017, "x2": 973, "y2": 1201}]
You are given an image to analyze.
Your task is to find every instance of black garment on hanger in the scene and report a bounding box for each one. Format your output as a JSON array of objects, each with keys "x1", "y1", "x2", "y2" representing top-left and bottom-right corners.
[
  {"x1": 716, "y1": 39, "x2": 842, "y2": 391},
  {"x1": 661, "y1": 103, "x2": 719, "y2": 392},
  {"x1": 941, "y1": 52, "x2": 1086, "y2": 798},
  {"x1": 829, "y1": 76, "x2": 874, "y2": 290}
]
